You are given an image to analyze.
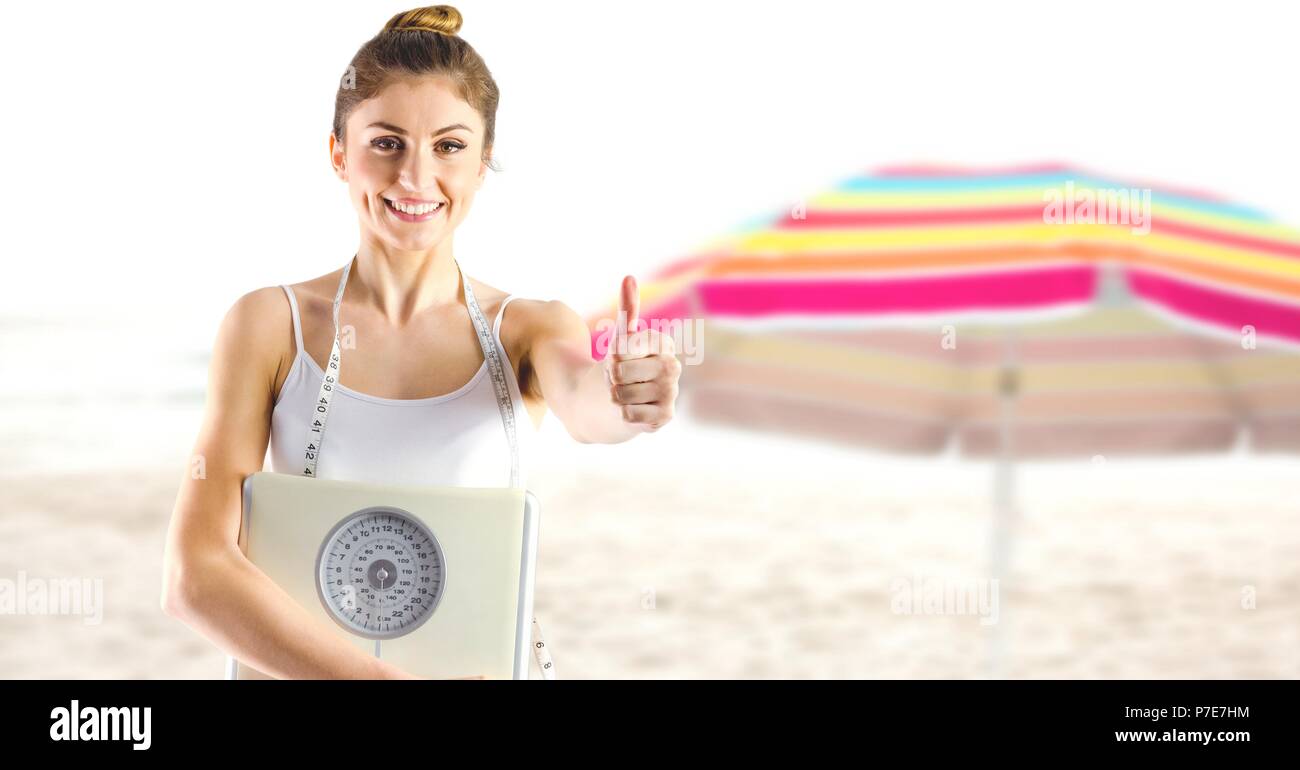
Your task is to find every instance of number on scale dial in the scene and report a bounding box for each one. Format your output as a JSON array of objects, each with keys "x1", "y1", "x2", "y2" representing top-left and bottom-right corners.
[{"x1": 315, "y1": 507, "x2": 446, "y2": 639}]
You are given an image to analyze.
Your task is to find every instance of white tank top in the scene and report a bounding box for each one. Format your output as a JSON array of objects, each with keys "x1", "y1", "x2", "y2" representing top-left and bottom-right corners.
[{"x1": 267, "y1": 281, "x2": 537, "y2": 488}]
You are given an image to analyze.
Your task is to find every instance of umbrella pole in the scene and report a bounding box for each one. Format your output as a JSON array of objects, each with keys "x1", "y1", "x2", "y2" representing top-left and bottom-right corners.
[{"x1": 986, "y1": 327, "x2": 1019, "y2": 678}]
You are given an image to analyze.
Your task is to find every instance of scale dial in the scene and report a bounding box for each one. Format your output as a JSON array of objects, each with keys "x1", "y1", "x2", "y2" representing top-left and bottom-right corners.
[{"x1": 315, "y1": 506, "x2": 446, "y2": 639}]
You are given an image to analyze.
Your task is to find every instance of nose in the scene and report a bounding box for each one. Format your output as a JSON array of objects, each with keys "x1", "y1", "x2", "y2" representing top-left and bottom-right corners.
[{"x1": 397, "y1": 141, "x2": 439, "y2": 194}]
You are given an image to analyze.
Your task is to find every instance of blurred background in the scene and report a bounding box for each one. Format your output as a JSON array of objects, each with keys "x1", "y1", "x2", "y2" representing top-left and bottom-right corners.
[{"x1": 1, "y1": 0, "x2": 1297, "y2": 678}]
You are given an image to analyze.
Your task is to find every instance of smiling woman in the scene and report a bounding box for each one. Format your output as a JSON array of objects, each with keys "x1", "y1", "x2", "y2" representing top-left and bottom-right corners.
[
  {"x1": 331, "y1": 4, "x2": 500, "y2": 248},
  {"x1": 160, "y1": 4, "x2": 683, "y2": 681}
]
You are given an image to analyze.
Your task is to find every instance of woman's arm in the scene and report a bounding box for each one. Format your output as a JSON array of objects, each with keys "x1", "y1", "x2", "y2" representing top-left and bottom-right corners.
[
  {"x1": 528, "y1": 276, "x2": 682, "y2": 444},
  {"x1": 160, "y1": 288, "x2": 422, "y2": 679}
]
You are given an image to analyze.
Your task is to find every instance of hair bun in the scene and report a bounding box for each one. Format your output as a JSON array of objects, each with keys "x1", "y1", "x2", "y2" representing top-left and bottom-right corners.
[{"x1": 383, "y1": 5, "x2": 463, "y2": 35}]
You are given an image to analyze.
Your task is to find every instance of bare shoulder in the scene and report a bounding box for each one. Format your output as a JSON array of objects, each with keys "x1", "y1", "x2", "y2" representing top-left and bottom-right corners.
[
  {"x1": 485, "y1": 292, "x2": 591, "y2": 409},
  {"x1": 223, "y1": 285, "x2": 292, "y2": 348},
  {"x1": 496, "y1": 295, "x2": 590, "y2": 354},
  {"x1": 464, "y1": 276, "x2": 578, "y2": 348},
  {"x1": 216, "y1": 284, "x2": 297, "y2": 396},
  {"x1": 283, "y1": 268, "x2": 347, "y2": 311}
]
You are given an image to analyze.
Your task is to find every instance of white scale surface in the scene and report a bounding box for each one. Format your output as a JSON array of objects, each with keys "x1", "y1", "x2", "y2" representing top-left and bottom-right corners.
[{"x1": 227, "y1": 471, "x2": 540, "y2": 680}]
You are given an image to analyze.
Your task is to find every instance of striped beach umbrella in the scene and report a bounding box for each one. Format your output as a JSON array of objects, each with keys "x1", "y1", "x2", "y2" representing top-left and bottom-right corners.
[
  {"x1": 585, "y1": 165, "x2": 1300, "y2": 676},
  {"x1": 591, "y1": 164, "x2": 1300, "y2": 458}
]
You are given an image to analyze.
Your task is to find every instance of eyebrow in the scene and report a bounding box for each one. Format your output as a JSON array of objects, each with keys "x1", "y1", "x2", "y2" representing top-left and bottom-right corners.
[{"x1": 366, "y1": 121, "x2": 473, "y2": 136}]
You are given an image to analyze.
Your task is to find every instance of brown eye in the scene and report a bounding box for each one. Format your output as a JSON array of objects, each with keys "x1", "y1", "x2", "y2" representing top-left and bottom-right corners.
[
  {"x1": 372, "y1": 137, "x2": 401, "y2": 151},
  {"x1": 437, "y1": 140, "x2": 466, "y2": 154}
]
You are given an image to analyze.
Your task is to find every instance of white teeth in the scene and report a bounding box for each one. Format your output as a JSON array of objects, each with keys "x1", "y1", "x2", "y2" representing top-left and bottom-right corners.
[{"x1": 387, "y1": 199, "x2": 443, "y2": 215}]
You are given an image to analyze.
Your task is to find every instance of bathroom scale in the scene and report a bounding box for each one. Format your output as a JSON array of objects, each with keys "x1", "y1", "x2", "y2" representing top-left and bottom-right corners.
[{"x1": 225, "y1": 471, "x2": 541, "y2": 680}]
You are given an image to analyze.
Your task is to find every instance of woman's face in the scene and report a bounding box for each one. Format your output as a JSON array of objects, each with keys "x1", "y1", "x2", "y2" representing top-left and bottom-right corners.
[{"x1": 331, "y1": 76, "x2": 489, "y2": 251}]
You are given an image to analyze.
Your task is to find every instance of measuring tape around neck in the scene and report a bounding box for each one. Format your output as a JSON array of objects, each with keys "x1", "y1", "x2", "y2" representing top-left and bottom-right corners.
[{"x1": 300, "y1": 255, "x2": 556, "y2": 680}]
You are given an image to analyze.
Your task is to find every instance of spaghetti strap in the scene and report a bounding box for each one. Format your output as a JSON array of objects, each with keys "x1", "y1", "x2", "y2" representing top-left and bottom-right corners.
[
  {"x1": 493, "y1": 295, "x2": 516, "y2": 339},
  {"x1": 280, "y1": 284, "x2": 305, "y2": 359}
]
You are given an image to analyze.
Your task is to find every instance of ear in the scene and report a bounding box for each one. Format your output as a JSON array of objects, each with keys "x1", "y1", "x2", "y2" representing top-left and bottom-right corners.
[
  {"x1": 477, "y1": 148, "x2": 492, "y2": 187},
  {"x1": 329, "y1": 132, "x2": 347, "y2": 181}
]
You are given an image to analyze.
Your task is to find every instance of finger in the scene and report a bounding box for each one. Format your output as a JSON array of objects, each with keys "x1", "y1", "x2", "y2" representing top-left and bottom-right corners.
[
  {"x1": 632, "y1": 329, "x2": 674, "y2": 357},
  {"x1": 610, "y1": 355, "x2": 679, "y2": 385},
  {"x1": 619, "y1": 403, "x2": 672, "y2": 431},
  {"x1": 614, "y1": 329, "x2": 676, "y2": 361},
  {"x1": 618, "y1": 274, "x2": 640, "y2": 336},
  {"x1": 611, "y1": 381, "x2": 663, "y2": 405},
  {"x1": 610, "y1": 357, "x2": 656, "y2": 384},
  {"x1": 610, "y1": 275, "x2": 640, "y2": 359}
]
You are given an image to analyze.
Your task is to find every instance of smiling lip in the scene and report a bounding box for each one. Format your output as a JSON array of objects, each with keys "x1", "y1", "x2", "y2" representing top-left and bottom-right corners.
[{"x1": 383, "y1": 197, "x2": 445, "y2": 222}]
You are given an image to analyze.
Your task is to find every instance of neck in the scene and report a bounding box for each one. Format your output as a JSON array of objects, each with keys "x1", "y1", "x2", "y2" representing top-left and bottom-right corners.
[{"x1": 349, "y1": 235, "x2": 462, "y2": 325}]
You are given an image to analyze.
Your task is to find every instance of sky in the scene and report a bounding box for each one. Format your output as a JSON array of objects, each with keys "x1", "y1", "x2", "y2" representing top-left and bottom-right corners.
[{"x1": 2, "y1": 0, "x2": 1298, "y2": 335}]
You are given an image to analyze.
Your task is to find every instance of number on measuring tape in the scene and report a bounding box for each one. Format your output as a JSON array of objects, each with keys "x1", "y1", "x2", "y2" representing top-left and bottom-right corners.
[{"x1": 299, "y1": 256, "x2": 555, "y2": 677}]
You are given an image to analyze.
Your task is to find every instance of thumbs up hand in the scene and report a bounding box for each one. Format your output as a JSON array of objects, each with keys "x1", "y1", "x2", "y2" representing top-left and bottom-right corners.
[{"x1": 604, "y1": 275, "x2": 681, "y2": 433}]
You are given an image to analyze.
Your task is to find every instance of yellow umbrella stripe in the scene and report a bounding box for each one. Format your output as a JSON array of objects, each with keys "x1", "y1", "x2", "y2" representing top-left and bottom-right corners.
[
  {"x1": 704, "y1": 329, "x2": 962, "y2": 388},
  {"x1": 955, "y1": 308, "x2": 1186, "y2": 336},
  {"x1": 962, "y1": 356, "x2": 1300, "y2": 392},
  {"x1": 731, "y1": 223, "x2": 1300, "y2": 281},
  {"x1": 709, "y1": 308, "x2": 1193, "y2": 339},
  {"x1": 706, "y1": 328, "x2": 1300, "y2": 392},
  {"x1": 808, "y1": 193, "x2": 1300, "y2": 241},
  {"x1": 587, "y1": 273, "x2": 697, "y2": 325}
]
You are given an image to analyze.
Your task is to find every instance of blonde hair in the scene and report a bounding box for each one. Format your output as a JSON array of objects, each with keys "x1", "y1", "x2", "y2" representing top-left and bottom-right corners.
[{"x1": 333, "y1": 5, "x2": 501, "y2": 170}]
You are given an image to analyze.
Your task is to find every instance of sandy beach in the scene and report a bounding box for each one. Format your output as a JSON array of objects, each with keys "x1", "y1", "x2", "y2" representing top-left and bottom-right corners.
[{"x1": 2, "y1": 410, "x2": 1297, "y2": 679}]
